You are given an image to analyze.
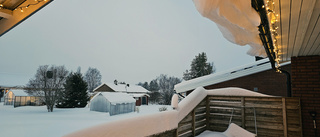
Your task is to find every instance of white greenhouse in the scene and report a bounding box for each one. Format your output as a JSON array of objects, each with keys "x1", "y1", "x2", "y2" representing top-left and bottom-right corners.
[{"x1": 90, "y1": 92, "x2": 136, "y2": 116}]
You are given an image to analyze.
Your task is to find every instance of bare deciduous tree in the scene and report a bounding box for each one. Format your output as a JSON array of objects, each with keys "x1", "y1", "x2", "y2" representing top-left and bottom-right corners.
[
  {"x1": 84, "y1": 67, "x2": 102, "y2": 92},
  {"x1": 26, "y1": 65, "x2": 68, "y2": 112},
  {"x1": 157, "y1": 74, "x2": 181, "y2": 105}
]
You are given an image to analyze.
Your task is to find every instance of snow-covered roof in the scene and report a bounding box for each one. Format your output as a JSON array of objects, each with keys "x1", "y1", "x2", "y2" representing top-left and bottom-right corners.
[
  {"x1": 93, "y1": 83, "x2": 149, "y2": 93},
  {"x1": 193, "y1": 0, "x2": 265, "y2": 57},
  {"x1": 128, "y1": 93, "x2": 150, "y2": 98},
  {"x1": 92, "y1": 92, "x2": 136, "y2": 104},
  {"x1": 7, "y1": 89, "x2": 29, "y2": 96},
  {"x1": 174, "y1": 58, "x2": 291, "y2": 93}
]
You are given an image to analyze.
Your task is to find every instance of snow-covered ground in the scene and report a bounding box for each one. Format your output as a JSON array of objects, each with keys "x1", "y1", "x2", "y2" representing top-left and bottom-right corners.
[{"x1": 0, "y1": 103, "x2": 171, "y2": 137}]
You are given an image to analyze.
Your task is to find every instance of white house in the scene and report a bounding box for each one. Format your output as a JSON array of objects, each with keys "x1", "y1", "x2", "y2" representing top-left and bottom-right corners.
[{"x1": 93, "y1": 83, "x2": 150, "y2": 106}]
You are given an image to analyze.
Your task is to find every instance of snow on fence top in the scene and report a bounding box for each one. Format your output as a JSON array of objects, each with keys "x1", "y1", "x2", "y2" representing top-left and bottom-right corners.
[
  {"x1": 65, "y1": 87, "x2": 270, "y2": 137},
  {"x1": 207, "y1": 87, "x2": 273, "y2": 97}
]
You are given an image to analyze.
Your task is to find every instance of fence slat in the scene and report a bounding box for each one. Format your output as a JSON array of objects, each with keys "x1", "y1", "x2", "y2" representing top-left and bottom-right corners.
[
  {"x1": 241, "y1": 97, "x2": 245, "y2": 128},
  {"x1": 282, "y1": 98, "x2": 288, "y2": 137}
]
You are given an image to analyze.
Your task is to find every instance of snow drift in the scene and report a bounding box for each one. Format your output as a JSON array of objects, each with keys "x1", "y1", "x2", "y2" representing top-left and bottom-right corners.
[
  {"x1": 193, "y1": 0, "x2": 266, "y2": 57},
  {"x1": 197, "y1": 123, "x2": 256, "y2": 137}
]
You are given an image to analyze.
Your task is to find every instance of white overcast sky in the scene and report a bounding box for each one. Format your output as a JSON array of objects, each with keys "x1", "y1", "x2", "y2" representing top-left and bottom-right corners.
[{"x1": 0, "y1": 0, "x2": 255, "y2": 86}]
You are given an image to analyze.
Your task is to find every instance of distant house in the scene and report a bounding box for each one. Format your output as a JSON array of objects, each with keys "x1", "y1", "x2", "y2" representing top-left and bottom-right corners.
[
  {"x1": 93, "y1": 83, "x2": 150, "y2": 106},
  {"x1": 4, "y1": 89, "x2": 43, "y2": 107},
  {"x1": 174, "y1": 58, "x2": 291, "y2": 97},
  {"x1": 90, "y1": 92, "x2": 136, "y2": 116},
  {"x1": 130, "y1": 93, "x2": 149, "y2": 106}
]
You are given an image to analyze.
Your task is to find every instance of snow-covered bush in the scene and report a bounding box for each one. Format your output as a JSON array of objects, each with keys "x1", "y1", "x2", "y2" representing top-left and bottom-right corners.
[
  {"x1": 135, "y1": 106, "x2": 140, "y2": 113},
  {"x1": 158, "y1": 106, "x2": 167, "y2": 112}
]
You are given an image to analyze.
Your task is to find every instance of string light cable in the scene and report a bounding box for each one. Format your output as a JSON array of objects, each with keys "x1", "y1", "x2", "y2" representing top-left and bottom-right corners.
[
  {"x1": 0, "y1": 0, "x2": 47, "y2": 13},
  {"x1": 262, "y1": 0, "x2": 281, "y2": 72}
]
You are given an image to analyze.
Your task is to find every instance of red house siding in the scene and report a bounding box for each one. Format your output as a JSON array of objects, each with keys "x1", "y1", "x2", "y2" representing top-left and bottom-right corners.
[
  {"x1": 136, "y1": 99, "x2": 141, "y2": 106},
  {"x1": 291, "y1": 56, "x2": 320, "y2": 137},
  {"x1": 203, "y1": 64, "x2": 291, "y2": 97},
  {"x1": 135, "y1": 96, "x2": 149, "y2": 106}
]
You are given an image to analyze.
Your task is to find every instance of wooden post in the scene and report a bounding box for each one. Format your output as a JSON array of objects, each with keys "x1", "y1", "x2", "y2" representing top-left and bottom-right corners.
[
  {"x1": 206, "y1": 96, "x2": 210, "y2": 130},
  {"x1": 241, "y1": 97, "x2": 245, "y2": 128},
  {"x1": 175, "y1": 128, "x2": 178, "y2": 137},
  {"x1": 298, "y1": 99, "x2": 303, "y2": 137},
  {"x1": 192, "y1": 110, "x2": 195, "y2": 136},
  {"x1": 282, "y1": 98, "x2": 288, "y2": 137}
]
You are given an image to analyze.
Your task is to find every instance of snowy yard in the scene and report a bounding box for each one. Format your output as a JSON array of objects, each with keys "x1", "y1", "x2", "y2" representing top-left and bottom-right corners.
[{"x1": 0, "y1": 103, "x2": 171, "y2": 137}]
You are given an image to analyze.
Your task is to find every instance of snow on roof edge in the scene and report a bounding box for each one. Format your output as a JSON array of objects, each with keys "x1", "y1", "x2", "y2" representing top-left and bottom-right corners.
[
  {"x1": 8, "y1": 89, "x2": 29, "y2": 96},
  {"x1": 174, "y1": 59, "x2": 291, "y2": 93},
  {"x1": 93, "y1": 83, "x2": 150, "y2": 93},
  {"x1": 128, "y1": 93, "x2": 150, "y2": 97}
]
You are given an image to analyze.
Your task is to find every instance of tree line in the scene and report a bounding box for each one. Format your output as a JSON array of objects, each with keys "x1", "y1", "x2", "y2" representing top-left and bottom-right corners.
[
  {"x1": 26, "y1": 52, "x2": 215, "y2": 111},
  {"x1": 138, "y1": 52, "x2": 215, "y2": 105}
]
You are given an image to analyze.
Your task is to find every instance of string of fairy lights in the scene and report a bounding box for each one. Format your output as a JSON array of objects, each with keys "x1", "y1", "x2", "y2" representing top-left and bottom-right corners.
[
  {"x1": 263, "y1": 0, "x2": 281, "y2": 72},
  {"x1": 0, "y1": 0, "x2": 47, "y2": 13}
]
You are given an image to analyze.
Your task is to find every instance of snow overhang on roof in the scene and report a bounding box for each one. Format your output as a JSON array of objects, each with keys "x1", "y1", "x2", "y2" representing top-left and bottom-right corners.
[
  {"x1": 0, "y1": 0, "x2": 53, "y2": 37},
  {"x1": 193, "y1": 0, "x2": 320, "y2": 69},
  {"x1": 174, "y1": 58, "x2": 291, "y2": 93},
  {"x1": 193, "y1": 0, "x2": 265, "y2": 57}
]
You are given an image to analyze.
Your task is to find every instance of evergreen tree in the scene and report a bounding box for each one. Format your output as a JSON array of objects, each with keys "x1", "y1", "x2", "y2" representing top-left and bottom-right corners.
[
  {"x1": 183, "y1": 52, "x2": 215, "y2": 80},
  {"x1": 149, "y1": 80, "x2": 159, "y2": 91},
  {"x1": 57, "y1": 72, "x2": 89, "y2": 108},
  {"x1": 137, "y1": 82, "x2": 149, "y2": 90}
]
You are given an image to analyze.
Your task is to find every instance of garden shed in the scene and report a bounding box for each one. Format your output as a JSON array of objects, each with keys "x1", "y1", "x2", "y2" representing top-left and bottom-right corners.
[
  {"x1": 4, "y1": 89, "x2": 43, "y2": 107},
  {"x1": 90, "y1": 92, "x2": 136, "y2": 116}
]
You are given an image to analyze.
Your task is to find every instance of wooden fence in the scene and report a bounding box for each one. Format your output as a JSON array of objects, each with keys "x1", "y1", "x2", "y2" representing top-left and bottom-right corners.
[
  {"x1": 206, "y1": 96, "x2": 302, "y2": 137},
  {"x1": 151, "y1": 96, "x2": 302, "y2": 137}
]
